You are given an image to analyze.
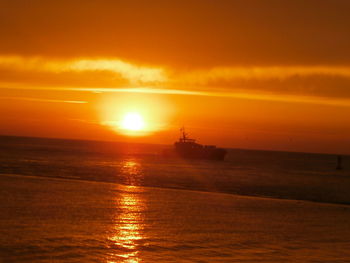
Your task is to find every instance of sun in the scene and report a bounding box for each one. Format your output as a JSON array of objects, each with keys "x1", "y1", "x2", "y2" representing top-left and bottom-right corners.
[
  {"x1": 121, "y1": 112, "x2": 145, "y2": 131},
  {"x1": 98, "y1": 93, "x2": 174, "y2": 136}
]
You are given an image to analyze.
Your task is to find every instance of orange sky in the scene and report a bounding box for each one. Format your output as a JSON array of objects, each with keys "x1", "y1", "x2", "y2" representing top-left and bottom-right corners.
[{"x1": 1, "y1": 0, "x2": 350, "y2": 154}]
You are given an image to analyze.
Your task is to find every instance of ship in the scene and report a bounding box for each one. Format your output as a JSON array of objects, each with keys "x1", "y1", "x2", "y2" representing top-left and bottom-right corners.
[{"x1": 163, "y1": 127, "x2": 227, "y2": 161}]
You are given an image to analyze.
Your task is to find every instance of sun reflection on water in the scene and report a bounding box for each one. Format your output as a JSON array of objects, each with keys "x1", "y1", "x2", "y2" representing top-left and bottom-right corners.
[
  {"x1": 108, "y1": 184, "x2": 147, "y2": 263},
  {"x1": 121, "y1": 159, "x2": 144, "y2": 186}
]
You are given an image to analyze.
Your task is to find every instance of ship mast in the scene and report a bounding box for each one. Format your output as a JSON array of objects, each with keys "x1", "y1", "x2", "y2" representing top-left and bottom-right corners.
[
  {"x1": 179, "y1": 126, "x2": 196, "y2": 143},
  {"x1": 180, "y1": 126, "x2": 187, "y2": 141}
]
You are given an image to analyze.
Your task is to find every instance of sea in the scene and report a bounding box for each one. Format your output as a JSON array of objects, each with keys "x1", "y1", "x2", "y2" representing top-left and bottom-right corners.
[{"x1": 1, "y1": 135, "x2": 350, "y2": 262}]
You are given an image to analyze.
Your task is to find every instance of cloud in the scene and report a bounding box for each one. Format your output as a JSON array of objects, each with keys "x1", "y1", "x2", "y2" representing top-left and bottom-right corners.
[
  {"x1": 63, "y1": 87, "x2": 350, "y2": 107},
  {"x1": 2, "y1": 55, "x2": 350, "y2": 107},
  {"x1": 0, "y1": 96, "x2": 87, "y2": 104},
  {"x1": 69, "y1": 59, "x2": 166, "y2": 83},
  {"x1": 175, "y1": 66, "x2": 350, "y2": 84},
  {"x1": 3, "y1": 86, "x2": 350, "y2": 108},
  {"x1": 2, "y1": 55, "x2": 350, "y2": 85},
  {"x1": 0, "y1": 56, "x2": 166, "y2": 84},
  {"x1": 3, "y1": 55, "x2": 350, "y2": 86}
]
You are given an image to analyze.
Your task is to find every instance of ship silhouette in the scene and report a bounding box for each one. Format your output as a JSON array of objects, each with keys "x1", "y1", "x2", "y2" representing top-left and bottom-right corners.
[{"x1": 163, "y1": 127, "x2": 227, "y2": 161}]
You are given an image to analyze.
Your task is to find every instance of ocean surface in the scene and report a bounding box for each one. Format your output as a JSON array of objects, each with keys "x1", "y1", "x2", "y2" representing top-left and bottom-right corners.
[{"x1": 1, "y1": 135, "x2": 350, "y2": 262}]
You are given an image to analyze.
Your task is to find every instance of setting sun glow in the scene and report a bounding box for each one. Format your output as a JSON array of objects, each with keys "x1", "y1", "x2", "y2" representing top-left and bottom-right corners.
[
  {"x1": 99, "y1": 93, "x2": 174, "y2": 138},
  {"x1": 121, "y1": 113, "x2": 145, "y2": 131}
]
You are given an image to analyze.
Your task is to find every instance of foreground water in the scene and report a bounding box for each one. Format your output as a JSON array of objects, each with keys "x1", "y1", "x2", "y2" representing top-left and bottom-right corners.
[{"x1": 1, "y1": 136, "x2": 350, "y2": 262}]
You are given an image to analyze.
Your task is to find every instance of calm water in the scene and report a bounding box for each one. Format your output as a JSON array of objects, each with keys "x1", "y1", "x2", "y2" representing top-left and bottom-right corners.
[{"x1": 1, "y1": 136, "x2": 350, "y2": 262}]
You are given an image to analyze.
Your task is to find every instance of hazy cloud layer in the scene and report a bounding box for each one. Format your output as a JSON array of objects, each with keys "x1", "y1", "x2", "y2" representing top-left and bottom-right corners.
[
  {"x1": 1, "y1": 0, "x2": 350, "y2": 107},
  {"x1": 1, "y1": 55, "x2": 350, "y2": 106}
]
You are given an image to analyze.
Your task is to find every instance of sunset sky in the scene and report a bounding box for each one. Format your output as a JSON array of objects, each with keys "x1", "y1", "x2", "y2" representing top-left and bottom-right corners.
[{"x1": 1, "y1": 0, "x2": 350, "y2": 154}]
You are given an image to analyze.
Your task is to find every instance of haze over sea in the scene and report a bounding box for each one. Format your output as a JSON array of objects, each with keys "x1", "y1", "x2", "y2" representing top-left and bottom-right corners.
[{"x1": 1, "y1": 136, "x2": 350, "y2": 262}]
